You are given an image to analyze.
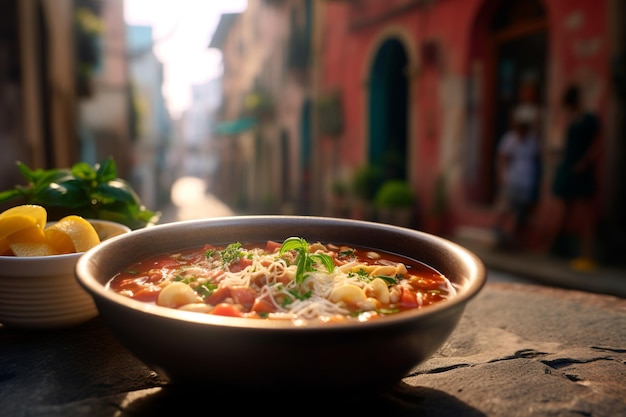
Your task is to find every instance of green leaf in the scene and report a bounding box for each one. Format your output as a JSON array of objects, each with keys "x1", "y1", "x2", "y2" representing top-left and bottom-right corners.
[
  {"x1": 71, "y1": 162, "x2": 97, "y2": 181},
  {"x1": 30, "y1": 180, "x2": 90, "y2": 208},
  {"x1": 310, "y1": 253, "x2": 335, "y2": 273},
  {"x1": 279, "y1": 237, "x2": 308, "y2": 254},
  {"x1": 16, "y1": 161, "x2": 35, "y2": 182},
  {"x1": 0, "y1": 188, "x2": 23, "y2": 202},
  {"x1": 375, "y1": 275, "x2": 398, "y2": 285},
  {"x1": 0, "y1": 158, "x2": 160, "y2": 229},
  {"x1": 96, "y1": 157, "x2": 118, "y2": 182},
  {"x1": 93, "y1": 182, "x2": 139, "y2": 205},
  {"x1": 279, "y1": 237, "x2": 335, "y2": 284}
]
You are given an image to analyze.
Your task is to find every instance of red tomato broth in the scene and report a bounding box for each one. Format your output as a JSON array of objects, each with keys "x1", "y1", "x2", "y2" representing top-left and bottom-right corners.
[{"x1": 106, "y1": 239, "x2": 457, "y2": 323}]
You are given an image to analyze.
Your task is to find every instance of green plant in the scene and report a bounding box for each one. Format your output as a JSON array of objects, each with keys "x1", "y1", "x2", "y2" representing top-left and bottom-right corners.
[
  {"x1": 0, "y1": 157, "x2": 160, "y2": 230},
  {"x1": 374, "y1": 180, "x2": 416, "y2": 208},
  {"x1": 432, "y1": 172, "x2": 448, "y2": 215},
  {"x1": 352, "y1": 165, "x2": 383, "y2": 201},
  {"x1": 331, "y1": 180, "x2": 348, "y2": 197}
]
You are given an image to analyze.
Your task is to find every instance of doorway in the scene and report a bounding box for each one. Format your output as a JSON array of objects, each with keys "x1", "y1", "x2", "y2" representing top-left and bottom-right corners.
[
  {"x1": 468, "y1": 0, "x2": 547, "y2": 204},
  {"x1": 368, "y1": 38, "x2": 409, "y2": 182}
]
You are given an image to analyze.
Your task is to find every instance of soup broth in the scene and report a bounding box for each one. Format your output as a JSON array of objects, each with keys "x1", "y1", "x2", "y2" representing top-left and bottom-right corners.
[{"x1": 107, "y1": 237, "x2": 456, "y2": 324}]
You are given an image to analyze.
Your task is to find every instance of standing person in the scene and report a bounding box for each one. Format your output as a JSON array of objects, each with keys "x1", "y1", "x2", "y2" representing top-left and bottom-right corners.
[
  {"x1": 493, "y1": 107, "x2": 541, "y2": 249},
  {"x1": 549, "y1": 84, "x2": 602, "y2": 271}
]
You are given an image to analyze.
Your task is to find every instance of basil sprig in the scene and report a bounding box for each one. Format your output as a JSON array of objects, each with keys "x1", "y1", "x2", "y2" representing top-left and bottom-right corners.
[
  {"x1": 0, "y1": 157, "x2": 160, "y2": 230},
  {"x1": 279, "y1": 237, "x2": 335, "y2": 284}
]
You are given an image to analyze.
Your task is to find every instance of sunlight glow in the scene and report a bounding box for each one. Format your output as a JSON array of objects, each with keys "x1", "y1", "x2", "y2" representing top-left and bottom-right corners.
[{"x1": 124, "y1": 0, "x2": 247, "y2": 118}]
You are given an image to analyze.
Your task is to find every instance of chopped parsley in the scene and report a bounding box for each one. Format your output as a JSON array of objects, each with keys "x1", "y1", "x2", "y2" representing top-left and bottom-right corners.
[{"x1": 219, "y1": 242, "x2": 244, "y2": 265}]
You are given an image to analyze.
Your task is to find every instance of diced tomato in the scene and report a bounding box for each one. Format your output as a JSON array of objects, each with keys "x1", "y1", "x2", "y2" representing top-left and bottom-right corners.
[
  {"x1": 265, "y1": 240, "x2": 282, "y2": 253},
  {"x1": 230, "y1": 286, "x2": 256, "y2": 310},
  {"x1": 400, "y1": 287, "x2": 419, "y2": 308},
  {"x1": 228, "y1": 258, "x2": 252, "y2": 273},
  {"x1": 210, "y1": 303, "x2": 242, "y2": 317},
  {"x1": 132, "y1": 286, "x2": 162, "y2": 302},
  {"x1": 206, "y1": 286, "x2": 230, "y2": 305},
  {"x1": 146, "y1": 273, "x2": 162, "y2": 283},
  {"x1": 251, "y1": 296, "x2": 277, "y2": 314},
  {"x1": 116, "y1": 275, "x2": 148, "y2": 288}
]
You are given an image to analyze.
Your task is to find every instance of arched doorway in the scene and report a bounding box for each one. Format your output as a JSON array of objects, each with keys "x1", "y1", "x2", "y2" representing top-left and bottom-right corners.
[
  {"x1": 468, "y1": 0, "x2": 547, "y2": 204},
  {"x1": 368, "y1": 38, "x2": 409, "y2": 182}
]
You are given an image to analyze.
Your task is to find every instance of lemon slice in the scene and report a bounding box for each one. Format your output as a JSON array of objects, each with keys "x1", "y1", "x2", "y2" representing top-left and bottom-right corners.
[
  {"x1": 44, "y1": 226, "x2": 75, "y2": 254},
  {"x1": 44, "y1": 215, "x2": 101, "y2": 253},
  {"x1": 0, "y1": 214, "x2": 39, "y2": 241},
  {"x1": 7, "y1": 224, "x2": 57, "y2": 256},
  {"x1": 0, "y1": 238, "x2": 12, "y2": 255},
  {"x1": 0, "y1": 204, "x2": 47, "y2": 231}
]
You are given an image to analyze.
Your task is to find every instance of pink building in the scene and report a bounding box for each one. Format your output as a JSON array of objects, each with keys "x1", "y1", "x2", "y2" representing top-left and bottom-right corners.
[{"x1": 315, "y1": 0, "x2": 625, "y2": 259}]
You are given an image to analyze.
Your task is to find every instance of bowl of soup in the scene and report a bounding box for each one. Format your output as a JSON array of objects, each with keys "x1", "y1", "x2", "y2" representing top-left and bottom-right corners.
[{"x1": 75, "y1": 215, "x2": 485, "y2": 394}]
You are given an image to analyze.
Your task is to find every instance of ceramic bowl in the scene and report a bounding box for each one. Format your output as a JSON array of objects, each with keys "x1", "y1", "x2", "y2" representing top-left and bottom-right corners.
[
  {"x1": 0, "y1": 219, "x2": 131, "y2": 330},
  {"x1": 75, "y1": 215, "x2": 486, "y2": 394}
]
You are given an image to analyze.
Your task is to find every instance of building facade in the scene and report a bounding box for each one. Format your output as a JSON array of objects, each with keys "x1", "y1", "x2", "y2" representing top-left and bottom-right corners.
[
  {"x1": 315, "y1": 0, "x2": 625, "y2": 259},
  {"x1": 0, "y1": 0, "x2": 173, "y2": 216},
  {"x1": 213, "y1": 0, "x2": 625, "y2": 262}
]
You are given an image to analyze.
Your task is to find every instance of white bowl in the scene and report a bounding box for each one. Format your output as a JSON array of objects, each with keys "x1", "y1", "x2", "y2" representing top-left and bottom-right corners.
[{"x1": 0, "y1": 219, "x2": 131, "y2": 330}]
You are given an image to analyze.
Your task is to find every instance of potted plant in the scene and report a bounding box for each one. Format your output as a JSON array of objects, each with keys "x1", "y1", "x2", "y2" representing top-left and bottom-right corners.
[
  {"x1": 350, "y1": 165, "x2": 382, "y2": 220},
  {"x1": 330, "y1": 179, "x2": 349, "y2": 217},
  {"x1": 373, "y1": 180, "x2": 416, "y2": 227},
  {"x1": 427, "y1": 171, "x2": 449, "y2": 235}
]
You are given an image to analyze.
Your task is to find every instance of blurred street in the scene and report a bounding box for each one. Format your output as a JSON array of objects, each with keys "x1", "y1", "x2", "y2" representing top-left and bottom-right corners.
[
  {"x1": 159, "y1": 176, "x2": 626, "y2": 299},
  {"x1": 159, "y1": 176, "x2": 234, "y2": 222}
]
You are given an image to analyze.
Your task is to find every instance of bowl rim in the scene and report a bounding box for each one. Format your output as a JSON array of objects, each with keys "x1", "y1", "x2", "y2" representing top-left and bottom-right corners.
[{"x1": 76, "y1": 215, "x2": 486, "y2": 331}]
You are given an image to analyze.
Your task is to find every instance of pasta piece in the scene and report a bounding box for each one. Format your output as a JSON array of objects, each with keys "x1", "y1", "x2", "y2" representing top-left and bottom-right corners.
[
  {"x1": 369, "y1": 278, "x2": 390, "y2": 304},
  {"x1": 329, "y1": 284, "x2": 367, "y2": 305},
  {"x1": 157, "y1": 282, "x2": 200, "y2": 308}
]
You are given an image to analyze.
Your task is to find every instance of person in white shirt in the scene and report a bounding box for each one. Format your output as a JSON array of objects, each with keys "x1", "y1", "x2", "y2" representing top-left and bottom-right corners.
[{"x1": 493, "y1": 107, "x2": 541, "y2": 248}]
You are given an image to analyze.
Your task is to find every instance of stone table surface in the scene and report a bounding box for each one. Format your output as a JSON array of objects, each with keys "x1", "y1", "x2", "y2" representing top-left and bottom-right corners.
[{"x1": 1, "y1": 282, "x2": 625, "y2": 417}]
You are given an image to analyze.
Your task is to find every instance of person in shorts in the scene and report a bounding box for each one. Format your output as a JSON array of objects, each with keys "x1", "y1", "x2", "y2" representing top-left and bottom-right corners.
[{"x1": 549, "y1": 84, "x2": 602, "y2": 270}]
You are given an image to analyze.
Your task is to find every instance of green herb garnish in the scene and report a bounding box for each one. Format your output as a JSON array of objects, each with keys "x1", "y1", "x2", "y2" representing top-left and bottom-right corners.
[
  {"x1": 349, "y1": 268, "x2": 397, "y2": 285},
  {"x1": 220, "y1": 242, "x2": 244, "y2": 265},
  {"x1": 375, "y1": 275, "x2": 398, "y2": 285},
  {"x1": 195, "y1": 283, "x2": 218, "y2": 297},
  {"x1": 279, "y1": 237, "x2": 335, "y2": 284}
]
